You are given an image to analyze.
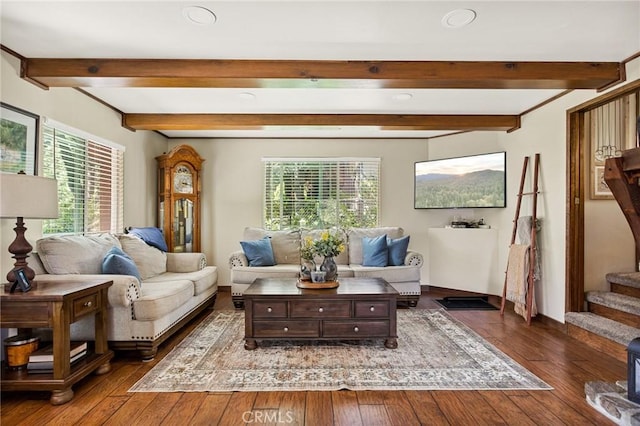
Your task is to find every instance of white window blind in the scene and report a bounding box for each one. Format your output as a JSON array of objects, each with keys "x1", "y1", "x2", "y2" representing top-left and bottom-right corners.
[
  {"x1": 41, "y1": 120, "x2": 124, "y2": 235},
  {"x1": 263, "y1": 157, "x2": 380, "y2": 230}
]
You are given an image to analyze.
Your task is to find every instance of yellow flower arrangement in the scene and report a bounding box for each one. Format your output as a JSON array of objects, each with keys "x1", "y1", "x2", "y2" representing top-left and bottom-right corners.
[
  {"x1": 312, "y1": 230, "x2": 345, "y2": 258},
  {"x1": 300, "y1": 231, "x2": 345, "y2": 260},
  {"x1": 300, "y1": 236, "x2": 316, "y2": 261}
]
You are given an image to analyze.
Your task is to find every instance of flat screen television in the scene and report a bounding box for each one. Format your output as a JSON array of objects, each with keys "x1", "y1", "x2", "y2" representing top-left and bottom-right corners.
[{"x1": 414, "y1": 151, "x2": 506, "y2": 209}]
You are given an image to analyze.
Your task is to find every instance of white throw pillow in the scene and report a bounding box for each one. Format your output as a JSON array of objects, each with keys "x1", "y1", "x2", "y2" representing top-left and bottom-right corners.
[
  {"x1": 119, "y1": 234, "x2": 167, "y2": 280},
  {"x1": 36, "y1": 233, "x2": 121, "y2": 275}
]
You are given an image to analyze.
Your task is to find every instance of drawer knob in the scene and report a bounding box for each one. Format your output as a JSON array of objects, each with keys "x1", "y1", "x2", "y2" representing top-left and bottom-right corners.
[
  {"x1": 283, "y1": 327, "x2": 289, "y2": 332},
  {"x1": 84, "y1": 301, "x2": 92, "y2": 307},
  {"x1": 318, "y1": 307, "x2": 324, "y2": 313},
  {"x1": 267, "y1": 307, "x2": 272, "y2": 313},
  {"x1": 369, "y1": 306, "x2": 375, "y2": 312},
  {"x1": 353, "y1": 326, "x2": 359, "y2": 333}
]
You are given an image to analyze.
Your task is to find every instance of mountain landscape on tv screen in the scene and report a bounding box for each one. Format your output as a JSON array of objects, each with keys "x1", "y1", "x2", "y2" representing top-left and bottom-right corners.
[{"x1": 415, "y1": 169, "x2": 505, "y2": 208}]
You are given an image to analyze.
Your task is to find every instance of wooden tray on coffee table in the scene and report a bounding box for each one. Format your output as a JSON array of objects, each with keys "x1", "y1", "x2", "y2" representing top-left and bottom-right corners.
[{"x1": 296, "y1": 279, "x2": 339, "y2": 289}]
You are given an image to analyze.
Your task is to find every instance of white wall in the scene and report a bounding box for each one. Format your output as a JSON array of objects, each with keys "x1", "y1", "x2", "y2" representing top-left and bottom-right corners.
[
  {"x1": 0, "y1": 51, "x2": 167, "y2": 280},
  {"x1": 169, "y1": 60, "x2": 639, "y2": 324},
  {"x1": 412, "y1": 60, "x2": 640, "y2": 322},
  {"x1": 3, "y1": 45, "x2": 638, "y2": 324},
  {"x1": 168, "y1": 138, "x2": 433, "y2": 288}
]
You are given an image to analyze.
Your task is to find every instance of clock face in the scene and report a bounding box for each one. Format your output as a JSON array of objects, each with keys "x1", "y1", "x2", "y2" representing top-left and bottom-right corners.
[{"x1": 173, "y1": 166, "x2": 193, "y2": 194}]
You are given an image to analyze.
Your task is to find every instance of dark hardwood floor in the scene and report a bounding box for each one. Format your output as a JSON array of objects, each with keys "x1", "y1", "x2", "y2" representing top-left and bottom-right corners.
[{"x1": 1, "y1": 287, "x2": 623, "y2": 425}]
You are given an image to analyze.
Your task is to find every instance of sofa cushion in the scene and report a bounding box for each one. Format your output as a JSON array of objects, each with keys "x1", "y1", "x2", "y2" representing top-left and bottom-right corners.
[
  {"x1": 347, "y1": 227, "x2": 403, "y2": 265},
  {"x1": 231, "y1": 265, "x2": 300, "y2": 284},
  {"x1": 102, "y1": 246, "x2": 142, "y2": 281},
  {"x1": 243, "y1": 228, "x2": 301, "y2": 265},
  {"x1": 127, "y1": 227, "x2": 168, "y2": 252},
  {"x1": 387, "y1": 235, "x2": 410, "y2": 266},
  {"x1": 350, "y1": 264, "x2": 420, "y2": 283},
  {"x1": 362, "y1": 235, "x2": 389, "y2": 267},
  {"x1": 144, "y1": 266, "x2": 218, "y2": 296},
  {"x1": 240, "y1": 237, "x2": 276, "y2": 266},
  {"x1": 119, "y1": 234, "x2": 167, "y2": 280},
  {"x1": 133, "y1": 280, "x2": 193, "y2": 321},
  {"x1": 301, "y1": 228, "x2": 349, "y2": 265},
  {"x1": 37, "y1": 233, "x2": 121, "y2": 275}
]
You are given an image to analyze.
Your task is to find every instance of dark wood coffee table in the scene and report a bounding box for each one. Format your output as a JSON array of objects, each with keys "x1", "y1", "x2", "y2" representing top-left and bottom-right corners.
[{"x1": 243, "y1": 277, "x2": 398, "y2": 350}]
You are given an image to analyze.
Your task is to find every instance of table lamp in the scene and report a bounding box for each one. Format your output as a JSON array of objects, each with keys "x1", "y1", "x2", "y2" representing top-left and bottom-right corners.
[{"x1": 0, "y1": 172, "x2": 58, "y2": 284}]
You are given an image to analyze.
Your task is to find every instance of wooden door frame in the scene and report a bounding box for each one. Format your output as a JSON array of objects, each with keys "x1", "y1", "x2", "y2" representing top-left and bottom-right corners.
[{"x1": 566, "y1": 79, "x2": 640, "y2": 312}]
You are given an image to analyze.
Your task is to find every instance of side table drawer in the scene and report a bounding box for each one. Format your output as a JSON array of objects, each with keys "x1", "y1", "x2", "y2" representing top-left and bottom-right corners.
[
  {"x1": 253, "y1": 320, "x2": 320, "y2": 338},
  {"x1": 0, "y1": 302, "x2": 50, "y2": 326},
  {"x1": 253, "y1": 301, "x2": 287, "y2": 318},
  {"x1": 290, "y1": 300, "x2": 350, "y2": 318},
  {"x1": 323, "y1": 320, "x2": 390, "y2": 338},
  {"x1": 354, "y1": 301, "x2": 390, "y2": 318},
  {"x1": 73, "y1": 293, "x2": 99, "y2": 320}
]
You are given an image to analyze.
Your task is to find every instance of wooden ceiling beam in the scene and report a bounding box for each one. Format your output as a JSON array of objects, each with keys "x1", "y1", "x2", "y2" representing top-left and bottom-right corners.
[
  {"x1": 23, "y1": 59, "x2": 621, "y2": 90},
  {"x1": 123, "y1": 113, "x2": 520, "y2": 132}
]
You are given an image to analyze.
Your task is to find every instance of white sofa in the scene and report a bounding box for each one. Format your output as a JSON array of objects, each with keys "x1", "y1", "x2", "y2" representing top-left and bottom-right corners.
[
  {"x1": 229, "y1": 227, "x2": 423, "y2": 308},
  {"x1": 31, "y1": 233, "x2": 218, "y2": 360}
]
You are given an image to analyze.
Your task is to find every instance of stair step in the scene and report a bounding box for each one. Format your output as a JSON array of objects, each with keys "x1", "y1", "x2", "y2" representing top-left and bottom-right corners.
[
  {"x1": 587, "y1": 291, "x2": 640, "y2": 316},
  {"x1": 607, "y1": 272, "x2": 640, "y2": 298},
  {"x1": 564, "y1": 312, "x2": 640, "y2": 347}
]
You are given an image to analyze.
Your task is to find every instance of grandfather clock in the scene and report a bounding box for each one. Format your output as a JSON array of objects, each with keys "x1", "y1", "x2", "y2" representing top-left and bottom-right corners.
[{"x1": 156, "y1": 144, "x2": 204, "y2": 252}]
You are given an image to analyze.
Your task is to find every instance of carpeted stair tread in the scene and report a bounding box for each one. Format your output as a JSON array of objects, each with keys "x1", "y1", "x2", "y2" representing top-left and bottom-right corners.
[
  {"x1": 585, "y1": 380, "x2": 640, "y2": 425},
  {"x1": 606, "y1": 272, "x2": 640, "y2": 289},
  {"x1": 564, "y1": 312, "x2": 640, "y2": 346},
  {"x1": 586, "y1": 291, "x2": 640, "y2": 316}
]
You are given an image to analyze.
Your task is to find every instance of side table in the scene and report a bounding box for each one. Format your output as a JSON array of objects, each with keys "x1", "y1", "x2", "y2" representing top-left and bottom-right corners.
[{"x1": 1, "y1": 278, "x2": 114, "y2": 405}]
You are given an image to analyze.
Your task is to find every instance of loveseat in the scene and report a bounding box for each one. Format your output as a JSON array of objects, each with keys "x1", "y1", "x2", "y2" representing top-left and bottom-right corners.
[
  {"x1": 229, "y1": 227, "x2": 422, "y2": 308},
  {"x1": 30, "y1": 231, "x2": 218, "y2": 360}
]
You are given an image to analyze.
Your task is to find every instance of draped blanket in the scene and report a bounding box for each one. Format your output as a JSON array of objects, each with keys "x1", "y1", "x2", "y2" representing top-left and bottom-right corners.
[{"x1": 505, "y1": 244, "x2": 538, "y2": 319}]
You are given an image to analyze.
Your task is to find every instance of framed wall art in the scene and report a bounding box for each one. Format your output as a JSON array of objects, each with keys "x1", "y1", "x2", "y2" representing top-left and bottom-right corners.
[
  {"x1": 0, "y1": 102, "x2": 39, "y2": 175},
  {"x1": 592, "y1": 165, "x2": 612, "y2": 199}
]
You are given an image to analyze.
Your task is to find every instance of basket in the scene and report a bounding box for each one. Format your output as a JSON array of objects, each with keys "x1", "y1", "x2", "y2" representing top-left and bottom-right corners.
[{"x1": 4, "y1": 335, "x2": 39, "y2": 369}]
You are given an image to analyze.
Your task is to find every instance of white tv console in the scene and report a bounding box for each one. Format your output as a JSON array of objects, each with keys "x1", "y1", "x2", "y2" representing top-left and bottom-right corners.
[{"x1": 427, "y1": 227, "x2": 501, "y2": 295}]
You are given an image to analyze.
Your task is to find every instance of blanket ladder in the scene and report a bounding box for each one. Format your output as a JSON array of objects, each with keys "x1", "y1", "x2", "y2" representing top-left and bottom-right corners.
[{"x1": 500, "y1": 153, "x2": 540, "y2": 325}]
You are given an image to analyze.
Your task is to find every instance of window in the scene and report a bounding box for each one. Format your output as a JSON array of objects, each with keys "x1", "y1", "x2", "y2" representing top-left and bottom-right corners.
[
  {"x1": 41, "y1": 118, "x2": 124, "y2": 235},
  {"x1": 586, "y1": 90, "x2": 639, "y2": 199},
  {"x1": 263, "y1": 157, "x2": 379, "y2": 230}
]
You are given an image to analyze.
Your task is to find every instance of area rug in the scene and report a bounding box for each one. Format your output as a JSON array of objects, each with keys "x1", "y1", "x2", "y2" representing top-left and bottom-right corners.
[{"x1": 129, "y1": 309, "x2": 551, "y2": 392}]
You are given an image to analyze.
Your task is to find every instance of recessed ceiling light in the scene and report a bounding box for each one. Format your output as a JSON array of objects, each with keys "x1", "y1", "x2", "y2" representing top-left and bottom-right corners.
[
  {"x1": 183, "y1": 6, "x2": 217, "y2": 25},
  {"x1": 238, "y1": 92, "x2": 256, "y2": 100},
  {"x1": 392, "y1": 93, "x2": 413, "y2": 101},
  {"x1": 441, "y1": 9, "x2": 476, "y2": 28}
]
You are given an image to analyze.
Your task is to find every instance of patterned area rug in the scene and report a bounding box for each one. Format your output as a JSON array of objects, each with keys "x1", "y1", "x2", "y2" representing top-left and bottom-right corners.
[{"x1": 130, "y1": 309, "x2": 551, "y2": 392}]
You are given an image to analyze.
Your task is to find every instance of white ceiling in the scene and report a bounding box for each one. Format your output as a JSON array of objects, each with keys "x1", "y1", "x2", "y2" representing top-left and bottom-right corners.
[{"x1": 1, "y1": 1, "x2": 639, "y2": 138}]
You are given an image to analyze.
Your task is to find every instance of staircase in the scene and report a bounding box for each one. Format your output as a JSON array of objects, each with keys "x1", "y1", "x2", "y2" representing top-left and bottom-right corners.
[{"x1": 565, "y1": 272, "x2": 640, "y2": 363}]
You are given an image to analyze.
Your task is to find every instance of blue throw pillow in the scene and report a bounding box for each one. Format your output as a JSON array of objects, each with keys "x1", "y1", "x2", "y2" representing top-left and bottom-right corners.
[
  {"x1": 240, "y1": 237, "x2": 276, "y2": 266},
  {"x1": 102, "y1": 246, "x2": 142, "y2": 281},
  {"x1": 127, "y1": 227, "x2": 168, "y2": 252},
  {"x1": 362, "y1": 235, "x2": 388, "y2": 267},
  {"x1": 387, "y1": 235, "x2": 410, "y2": 266}
]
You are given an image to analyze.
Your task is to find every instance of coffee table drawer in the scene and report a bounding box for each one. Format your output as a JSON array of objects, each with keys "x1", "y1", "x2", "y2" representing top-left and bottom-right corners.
[
  {"x1": 290, "y1": 300, "x2": 350, "y2": 318},
  {"x1": 253, "y1": 320, "x2": 320, "y2": 338},
  {"x1": 323, "y1": 320, "x2": 390, "y2": 337},
  {"x1": 253, "y1": 301, "x2": 287, "y2": 318},
  {"x1": 354, "y1": 301, "x2": 389, "y2": 318}
]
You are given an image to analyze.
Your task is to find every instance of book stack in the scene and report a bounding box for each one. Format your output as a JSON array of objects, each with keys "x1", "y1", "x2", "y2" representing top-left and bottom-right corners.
[{"x1": 27, "y1": 341, "x2": 87, "y2": 373}]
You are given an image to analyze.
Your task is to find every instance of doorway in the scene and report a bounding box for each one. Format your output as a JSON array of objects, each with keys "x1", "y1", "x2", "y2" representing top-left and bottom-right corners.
[{"x1": 566, "y1": 80, "x2": 640, "y2": 312}]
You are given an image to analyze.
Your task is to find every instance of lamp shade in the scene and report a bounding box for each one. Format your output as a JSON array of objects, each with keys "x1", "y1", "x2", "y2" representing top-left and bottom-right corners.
[{"x1": 0, "y1": 173, "x2": 59, "y2": 219}]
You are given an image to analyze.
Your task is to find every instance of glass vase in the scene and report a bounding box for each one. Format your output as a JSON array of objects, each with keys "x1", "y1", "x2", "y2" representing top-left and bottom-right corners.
[
  {"x1": 321, "y1": 256, "x2": 338, "y2": 282},
  {"x1": 300, "y1": 259, "x2": 315, "y2": 281}
]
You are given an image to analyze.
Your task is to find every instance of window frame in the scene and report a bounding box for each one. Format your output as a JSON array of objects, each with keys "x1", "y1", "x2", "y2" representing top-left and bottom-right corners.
[
  {"x1": 262, "y1": 157, "x2": 380, "y2": 231},
  {"x1": 41, "y1": 117, "x2": 125, "y2": 236}
]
